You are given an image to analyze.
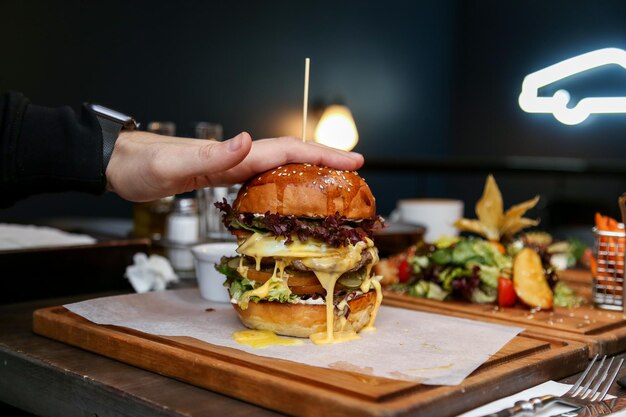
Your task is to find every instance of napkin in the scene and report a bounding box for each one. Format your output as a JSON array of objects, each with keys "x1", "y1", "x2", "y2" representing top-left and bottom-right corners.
[
  {"x1": 125, "y1": 253, "x2": 179, "y2": 293},
  {"x1": 64, "y1": 288, "x2": 522, "y2": 385},
  {"x1": 0, "y1": 223, "x2": 95, "y2": 250},
  {"x1": 458, "y1": 380, "x2": 623, "y2": 417}
]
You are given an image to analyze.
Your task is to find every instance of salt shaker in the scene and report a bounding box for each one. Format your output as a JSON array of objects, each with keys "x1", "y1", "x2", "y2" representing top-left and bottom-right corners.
[{"x1": 166, "y1": 197, "x2": 199, "y2": 274}]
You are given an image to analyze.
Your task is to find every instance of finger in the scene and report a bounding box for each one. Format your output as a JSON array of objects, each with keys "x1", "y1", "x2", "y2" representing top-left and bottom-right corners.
[
  {"x1": 243, "y1": 137, "x2": 364, "y2": 173},
  {"x1": 166, "y1": 132, "x2": 253, "y2": 178}
]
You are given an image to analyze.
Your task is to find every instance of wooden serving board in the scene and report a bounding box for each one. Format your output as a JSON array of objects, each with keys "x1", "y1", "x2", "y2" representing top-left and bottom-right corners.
[
  {"x1": 33, "y1": 306, "x2": 587, "y2": 417},
  {"x1": 383, "y1": 270, "x2": 626, "y2": 357}
]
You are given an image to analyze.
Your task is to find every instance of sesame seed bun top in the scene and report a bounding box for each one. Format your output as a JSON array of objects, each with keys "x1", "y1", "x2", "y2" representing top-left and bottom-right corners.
[{"x1": 233, "y1": 163, "x2": 376, "y2": 219}]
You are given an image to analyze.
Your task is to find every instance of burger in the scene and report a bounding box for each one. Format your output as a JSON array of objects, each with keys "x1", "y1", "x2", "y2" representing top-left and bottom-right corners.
[{"x1": 214, "y1": 163, "x2": 384, "y2": 344}]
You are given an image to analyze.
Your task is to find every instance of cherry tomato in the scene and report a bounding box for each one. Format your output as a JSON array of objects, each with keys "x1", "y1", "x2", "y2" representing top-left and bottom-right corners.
[
  {"x1": 497, "y1": 276, "x2": 516, "y2": 307},
  {"x1": 398, "y1": 259, "x2": 411, "y2": 283}
]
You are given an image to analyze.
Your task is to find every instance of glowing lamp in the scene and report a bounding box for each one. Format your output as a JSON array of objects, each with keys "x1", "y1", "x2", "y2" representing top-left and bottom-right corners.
[{"x1": 314, "y1": 105, "x2": 359, "y2": 151}]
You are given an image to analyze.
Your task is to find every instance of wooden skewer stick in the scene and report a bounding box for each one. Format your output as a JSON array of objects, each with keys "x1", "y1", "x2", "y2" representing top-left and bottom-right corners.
[{"x1": 302, "y1": 57, "x2": 310, "y2": 142}]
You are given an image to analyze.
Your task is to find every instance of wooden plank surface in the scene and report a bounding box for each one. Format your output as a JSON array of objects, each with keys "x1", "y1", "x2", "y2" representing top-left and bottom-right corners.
[
  {"x1": 33, "y1": 306, "x2": 588, "y2": 417},
  {"x1": 383, "y1": 270, "x2": 626, "y2": 356}
]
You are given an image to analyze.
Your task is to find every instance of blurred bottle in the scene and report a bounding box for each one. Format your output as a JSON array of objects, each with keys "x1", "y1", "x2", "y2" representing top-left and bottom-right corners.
[
  {"x1": 132, "y1": 196, "x2": 175, "y2": 242},
  {"x1": 195, "y1": 122, "x2": 223, "y2": 141},
  {"x1": 132, "y1": 121, "x2": 177, "y2": 250},
  {"x1": 166, "y1": 197, "x2": 199, "y2": 276},
  {"x1": 147, "y1": 121, "x2": 176, "y2": 136},
  {"x1": 197, "y1": 186, "x2": 238, "y2": 241}
]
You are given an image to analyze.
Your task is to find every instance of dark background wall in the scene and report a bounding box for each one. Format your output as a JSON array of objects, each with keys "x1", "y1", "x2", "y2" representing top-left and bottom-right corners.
[
  {"x1": 448, "y1": 0, "x2": 626, "y2": 231},
  {"x1": 1, "y1": 0, "x2": 625, "y2": 235}
]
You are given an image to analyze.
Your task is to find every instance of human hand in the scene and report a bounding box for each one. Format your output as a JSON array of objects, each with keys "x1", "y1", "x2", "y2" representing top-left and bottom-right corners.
[{"x1": 105, "y1": 131, "x2": 364, "y2": 202}]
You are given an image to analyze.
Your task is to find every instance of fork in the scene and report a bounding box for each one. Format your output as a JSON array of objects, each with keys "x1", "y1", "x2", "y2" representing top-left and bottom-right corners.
[{"x1": 480, "y1": 354, "x2": 624, "y2": 417}]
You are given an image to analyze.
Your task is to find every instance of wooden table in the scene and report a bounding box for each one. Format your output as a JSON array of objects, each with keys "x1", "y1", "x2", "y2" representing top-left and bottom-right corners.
[
  {"x1": 0, "y1": 293, "x2": 282, "y2": 417},
  {"x1": 2, "y1": 293, "x2": 626, "y2": 417}
]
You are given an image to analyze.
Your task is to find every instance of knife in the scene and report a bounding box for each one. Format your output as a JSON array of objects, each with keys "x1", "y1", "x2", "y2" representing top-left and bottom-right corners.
[{"x1": 553, "y1": 397, "x2": 626, "y2": 417}]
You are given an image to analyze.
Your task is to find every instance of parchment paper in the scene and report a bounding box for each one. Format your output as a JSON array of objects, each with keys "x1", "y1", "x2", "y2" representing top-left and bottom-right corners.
[{"x1": 64, "y1": 288, "x2": 523, "y2": 385}]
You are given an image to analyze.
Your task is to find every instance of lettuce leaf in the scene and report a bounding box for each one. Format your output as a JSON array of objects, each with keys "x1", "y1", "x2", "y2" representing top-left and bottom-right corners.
[
  {"x1": 215, "y1": 256, "x2": 301, "y2": 308},
  {"x1": 215, "y1": 257, "x2": 242, "y2": 281},
  {"x1": 553, "y1": 281, "x2": 584, "y2": 308},
  {"x1": 567, "y1": 238, "x2": 586, "y2": 263},
  {"x1": 425, "y1": 282, "x2": 449, "y2": 301},
  {"x1": 431, "y1": 248, "x2": 453, "y2": 265},
  {"x1": 408, "y1": 280, "x2": 449, "y2": 301},
  {"x1": 232, "y1": 219, "x2": 265, "y2": 234},
  {"x1": 238, "y1": 275, "x2": 299, "y2": 309},
  {"x1": 475, "y1": 264, "x2": 500, "y2": 289},
  {"x1": 229, "y1": 277, "x2": 254, "y2": 300},
  {"x1": 439, "y1": 266, "x2": 470, "y2": 291},
  {"x1": 470, "y1": 285, "x2": 497, "y2": 304},
  {"x1": 430, "y1": 238, "x2": 510, "y2": 271}
]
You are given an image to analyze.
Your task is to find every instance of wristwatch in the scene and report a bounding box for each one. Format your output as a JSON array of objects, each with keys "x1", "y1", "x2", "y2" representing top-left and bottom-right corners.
[{"x1": 86, "y1": 103, "x2": 139, "y2": 171}]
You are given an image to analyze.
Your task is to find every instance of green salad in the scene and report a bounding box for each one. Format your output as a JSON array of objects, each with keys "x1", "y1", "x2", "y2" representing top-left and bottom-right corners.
[{"x1": 389, "y1": 234, "x2": 584, "y2": 308}]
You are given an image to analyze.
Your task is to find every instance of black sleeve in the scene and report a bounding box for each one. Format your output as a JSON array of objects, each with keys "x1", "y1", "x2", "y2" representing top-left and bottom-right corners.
[{"x1": 0, "y1": 91, "x2": 106, "y2": 208}]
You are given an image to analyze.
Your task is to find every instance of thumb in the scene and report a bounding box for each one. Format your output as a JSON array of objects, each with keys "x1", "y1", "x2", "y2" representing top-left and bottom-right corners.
[{"x1": 190, "y1": 132, "x2": 252, "y2": 176}]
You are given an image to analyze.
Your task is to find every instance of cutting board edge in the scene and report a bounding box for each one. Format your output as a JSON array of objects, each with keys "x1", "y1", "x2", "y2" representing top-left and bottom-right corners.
[
  {"x1": 33, "y1": 306, "x2": 400, "y2": 417},
  {"x1": 32, "y1": 306, "x2": 589, "y2": 417}
]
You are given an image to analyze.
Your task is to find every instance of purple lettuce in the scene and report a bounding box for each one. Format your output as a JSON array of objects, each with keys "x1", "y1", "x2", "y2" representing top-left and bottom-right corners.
[
  {"x1": 450, "y1": 265, "x2": 481, "y2": 301},
  {"x1": 214, "y1": 199, "x2": 385, "y2": 247}
]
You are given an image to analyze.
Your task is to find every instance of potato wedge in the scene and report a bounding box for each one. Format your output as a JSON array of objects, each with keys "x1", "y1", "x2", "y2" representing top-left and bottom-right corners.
[{"x1": 513, "y1": 248, "x2": 553, "y2": 309}]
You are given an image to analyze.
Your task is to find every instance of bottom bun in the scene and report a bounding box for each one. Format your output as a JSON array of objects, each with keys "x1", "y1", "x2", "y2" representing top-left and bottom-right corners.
[{"x1": 232, "y1": 291, "x2": 376, "y2": 338}]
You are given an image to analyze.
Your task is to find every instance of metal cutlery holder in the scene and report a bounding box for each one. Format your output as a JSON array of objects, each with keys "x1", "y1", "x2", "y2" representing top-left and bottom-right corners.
[{"x1": 592, "y1": 226, "x2": 626, "y2": 310}]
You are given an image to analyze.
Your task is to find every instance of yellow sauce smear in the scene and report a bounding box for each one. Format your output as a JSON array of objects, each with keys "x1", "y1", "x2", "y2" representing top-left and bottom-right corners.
[
  {"x1": 233, "y1": 330, "x2": 304, "y2": 348},
  {"x1": 404, "y1": 363, "x2": 454, "y2": 373}
]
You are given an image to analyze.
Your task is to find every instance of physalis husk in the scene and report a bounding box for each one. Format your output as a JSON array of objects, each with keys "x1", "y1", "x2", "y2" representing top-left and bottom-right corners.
[{"x1": 454, "y1": 175, "x2": 540, "y2": 241}]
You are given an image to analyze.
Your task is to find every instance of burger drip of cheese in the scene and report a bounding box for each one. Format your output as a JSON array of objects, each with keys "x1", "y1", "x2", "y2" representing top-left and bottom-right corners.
[{"x1": 214, "y1": 163, "x2": 385, "y2": 344}]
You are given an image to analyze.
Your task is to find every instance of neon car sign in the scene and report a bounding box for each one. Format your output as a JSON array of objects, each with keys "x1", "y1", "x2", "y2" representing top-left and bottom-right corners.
[{"x1": 518, "y1": 47, "x2": 626, "y2": 125}]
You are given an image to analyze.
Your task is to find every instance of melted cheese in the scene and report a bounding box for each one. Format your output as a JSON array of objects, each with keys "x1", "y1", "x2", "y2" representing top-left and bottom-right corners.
[
  {"x1": 233, "y1": 330, "x2": 304, "y2": 348},
  {"x1": 239, "y1": 260, "x2": 290, "y2": 309},
  {"x1": 237, "y1": 256, "x2": 249, "y2": 278},
  {"x1": 365, "y1": 248, "x2": 379, "y2": 276},
  {"x1": 237, "y1": 232, "x2": 346, "y2": 271},
  {"x1": 360, "y1": 277, "x2": 383, "y2": 332},
  {"x1": 235, "y1": 232, "x2": 380, "y2": 345},
  {"x1": 301, "y1": 241, "x2": 371, "y2": 345},
  {"x1": 239, "y1": 276, "x2": 272, "y2": 309}
]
